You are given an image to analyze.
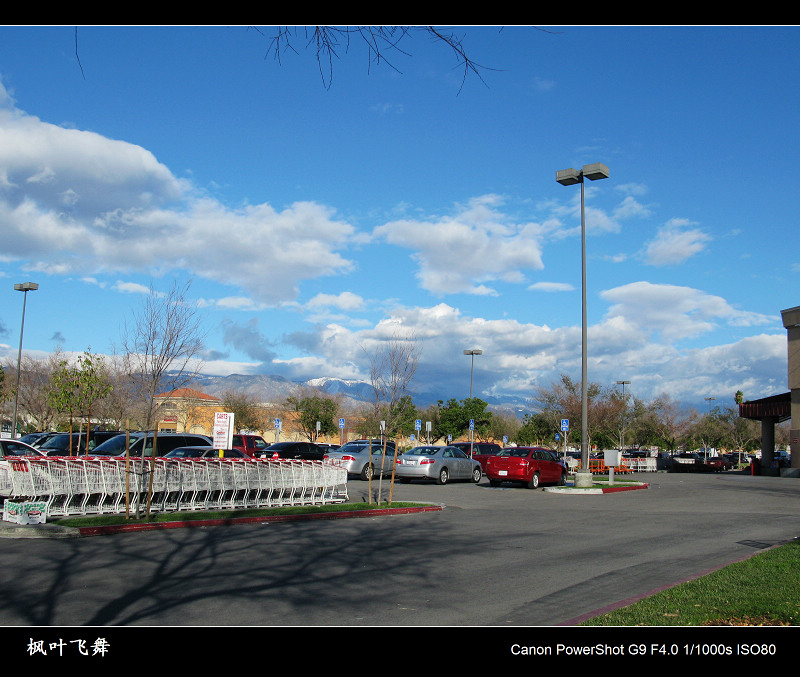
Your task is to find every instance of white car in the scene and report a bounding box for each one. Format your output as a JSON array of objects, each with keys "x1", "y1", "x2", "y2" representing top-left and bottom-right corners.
[{"x1": 0, "y1": 439, "x2": 45, "y2": 458}]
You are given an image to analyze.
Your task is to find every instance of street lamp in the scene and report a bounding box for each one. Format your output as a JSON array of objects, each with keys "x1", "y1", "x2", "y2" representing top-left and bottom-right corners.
[
  {"x1": 11, "y1": 282, "x2": 39, "y2": 438},
  {"x1": 556, "y1": 163, "x2": 609, "y2": 487},
  {"x1": 463, "y1": 349, "x2": 482, "y2": 399},
  {"x1": 463, "y1": 349, "x2": 482, "y2": 459},
  {"x1": 616, "y1": 380, "x2": 631, "y2": 452}
]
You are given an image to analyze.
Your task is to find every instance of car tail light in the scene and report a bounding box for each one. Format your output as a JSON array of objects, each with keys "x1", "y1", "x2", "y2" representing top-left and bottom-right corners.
[
  {"x1": 421, "y1": 458, "x2": 434, "y2": 465},
  {"x1": 340, "y1": 455, "x2": 356, "y2": 462}
]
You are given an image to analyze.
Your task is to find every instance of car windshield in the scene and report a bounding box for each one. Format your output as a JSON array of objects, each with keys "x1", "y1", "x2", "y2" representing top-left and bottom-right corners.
[
  {"x1": 407, "y1": 447, "x2": 439, "y2": 456},
  {"x1": 499, "y1": 449, "x2": 533, "y2": 458},
  {"x1": 337, "y1": 444, "x2": 370, "y2": 453},
  {"x1": 93, "y1": 434, "x2": 143, "y2": 454},
  {"x1": 166, "y1": 448, "x2": 205, "y2": 458}
]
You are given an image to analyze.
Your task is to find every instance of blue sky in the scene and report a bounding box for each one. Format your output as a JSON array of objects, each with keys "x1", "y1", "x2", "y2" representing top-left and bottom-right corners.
[{"x1": 0, "y1": 25, "x2": 797, "y2": 410}]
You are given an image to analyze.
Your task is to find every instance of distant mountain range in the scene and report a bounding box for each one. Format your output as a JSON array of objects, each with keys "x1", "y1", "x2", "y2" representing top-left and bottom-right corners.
[{"x1": 187, "y1": 373, "x2": 528, "y2": 415}]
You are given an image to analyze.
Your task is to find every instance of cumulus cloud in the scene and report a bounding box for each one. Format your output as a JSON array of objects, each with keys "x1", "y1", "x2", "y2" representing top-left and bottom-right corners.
[
  {"x1": 0, "y1": 81, "x2": 356, "y2": 306},
  {"x1": 601, "y1": 281, "x2": 774, "y2": 341},
  {"x1": 251, "y1": 296, "x2": 785, "y2": 407},
  {"x1": 372, "y1": 194, "x2": 545, "y2": 296}
]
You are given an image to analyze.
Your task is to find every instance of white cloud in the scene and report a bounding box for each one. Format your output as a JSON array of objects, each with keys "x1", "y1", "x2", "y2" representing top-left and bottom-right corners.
[
  {"x1": 255, "y1": 296, "x2": 785, "y2": 408},
  {"x1": 0, "y1": 82, "x2": 356, "y2": 306},
  {"x1": 643, "y1": 218, "x2": 711, "y2": 266},
  {"x1": 306, "y1": 291, "x2": 364, "y2": 311},
  {"x1": 372, "y1": 195, "x2": 545, "y2": 295},
  {"x1": 113, "y1": 281, "x2": 152, "y2": 295},
  {"x1": 600, "y1": 281, "x2": 774, "y2": 341},
  {"x1": 529, "y1": 281, "x2": 574, "y2": 292}
]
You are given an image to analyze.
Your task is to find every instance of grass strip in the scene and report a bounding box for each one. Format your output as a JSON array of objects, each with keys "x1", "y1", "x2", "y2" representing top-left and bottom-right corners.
[
  {"x1": 50, "y1": 502, "x2": 429, "y2": 528},
  {"x1": 581, "y1": 539, "x2": 800, "y2": 626}
]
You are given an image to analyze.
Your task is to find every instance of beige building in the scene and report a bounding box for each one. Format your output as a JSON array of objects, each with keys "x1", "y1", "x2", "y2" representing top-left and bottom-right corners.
[{"x1": 155, "y1": 388, "x2": 222, "y2": 435}]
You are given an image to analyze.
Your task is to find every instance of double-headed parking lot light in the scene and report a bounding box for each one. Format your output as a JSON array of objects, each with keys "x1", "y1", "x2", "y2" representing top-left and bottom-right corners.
[
  {"x1": 556, "y1": 163, "x2": 609, "y2": 487},
  {"x1": 12, "y1": 282, "x2": 39, "y2": 439},
  {"x1": 463, "y1": 349, "x2": 483, "y2": 399}
]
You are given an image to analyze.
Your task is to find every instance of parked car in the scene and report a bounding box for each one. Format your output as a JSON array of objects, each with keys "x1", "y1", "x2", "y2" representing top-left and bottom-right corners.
[
  {"x1": 34, "y1": 430, "x2": 124, "y2": 456},
  {"x1": 163, "y1": 446, "x2": 247, "y2": 459},
  {"x1": 316, "y1": 443, "x2": 340, "y2": 452},
  {"x1": 394, "y1": 445, "x2": 482, "y2": 485},
  {"x1": 772, "y1": 450, "x2": 791, "y2": 467},
  {"x1": 0, "y1": 439, "x2": 45, "y2": 458},
  {"x1": 704, "y1": 455, "x2": 733, "y2": 471},
  {"x1": 257, "y1": 441, "x2": 326, "y2": 461},
  {"x1": 450, "y1": 441, "x2": 502, "y2": 473},
  {"x1": 90, "y1": 432, "x2": 213, "y2": 458},
  {"x1": 37, "y1": 432, "x2": 89, "y2": 456},
  {"x1": 19, "y1": 432, "x2": 52, "y2": 447},
  {"x1": 323, "y1": 440, "x2": 398, "y2": 480},
  {"x1": 485, "y1": 447, "x2": 567, "y2": 489},
  {"x1": 671, "y1": 452, "x2": 731, "y2": 472},
  {"x1": 231, "y1": 434, "x2": 269, "y2": 457}
]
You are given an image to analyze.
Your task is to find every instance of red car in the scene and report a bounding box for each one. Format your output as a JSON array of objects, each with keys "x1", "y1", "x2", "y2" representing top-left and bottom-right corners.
[
  {"x1": 485, "y1": 447, "x2": 567, "y2": 489},
  {"x1": 231, "y1": 434, "x2": 269, "y2": 457}
]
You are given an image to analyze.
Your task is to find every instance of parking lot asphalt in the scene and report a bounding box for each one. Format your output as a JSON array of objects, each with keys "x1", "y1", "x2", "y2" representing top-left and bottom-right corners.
[{"x1": 0, "y1": 470, "x2": 798, "y2": 628}]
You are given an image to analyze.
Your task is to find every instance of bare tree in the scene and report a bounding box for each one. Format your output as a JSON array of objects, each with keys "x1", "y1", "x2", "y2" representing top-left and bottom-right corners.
[
  {"x1": 15, "y1": 353, "x2": 59, "y2": 432},
  {"x1": 120, "y1": 280, "x2": 206, "y2": 432},
  {"x1": 367, "y1": 332, "x2": 420, "y2": 438},
  {"x1": 260, "y1": 26, "x2": 494, "y2": 92},
  {"x1": 364, "y1": 331, "x2": 420, "y2": 504}
]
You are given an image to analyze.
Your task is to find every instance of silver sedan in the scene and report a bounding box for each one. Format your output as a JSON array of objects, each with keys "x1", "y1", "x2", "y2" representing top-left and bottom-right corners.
[
  {"x1": 323, "y1": 441, "x2": 398, "y2": 480},
  {"x1": 394, "y1": 445, "x2": 482, "y2": 485}
]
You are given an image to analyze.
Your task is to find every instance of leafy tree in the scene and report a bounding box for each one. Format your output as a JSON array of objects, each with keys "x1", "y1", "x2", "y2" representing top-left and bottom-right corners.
[
  {"x1": 75, "y1": 349, "x2": 113, "y2": 452},
  {"x1": 286, "y1": 393, "x2": 339, "y2": 442},
  {"x1": 435, "y1": 397, "x2": 492, "y2": 442},
  {"x1": 516, "y1": 412, "x2": 552, "y2": 446},
  {"x1": 47, "y1": 354, "x2": 82, "y2": 445}
]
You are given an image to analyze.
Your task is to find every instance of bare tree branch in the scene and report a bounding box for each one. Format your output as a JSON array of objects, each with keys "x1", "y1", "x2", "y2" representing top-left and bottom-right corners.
[{"x1": 120, "y1": 280, "x2": 206, "y2": 431}]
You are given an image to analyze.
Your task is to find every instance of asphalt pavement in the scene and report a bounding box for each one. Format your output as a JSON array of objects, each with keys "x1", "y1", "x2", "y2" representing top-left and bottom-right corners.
[{"x1": 1, "y1": 470, "x2": 798, "y2": 629}]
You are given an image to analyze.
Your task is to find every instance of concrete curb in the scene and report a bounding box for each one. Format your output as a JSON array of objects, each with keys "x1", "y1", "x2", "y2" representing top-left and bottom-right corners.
[
  {"x1": 0, "y1": 504, "x2": 444, "y2": 538},
  {"x1": 543, "y1": 481, "x2": 649, "y2": 494}
]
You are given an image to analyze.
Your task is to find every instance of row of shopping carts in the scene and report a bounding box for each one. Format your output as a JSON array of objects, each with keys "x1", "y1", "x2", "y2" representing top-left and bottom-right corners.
[{"x1": 0, "y1": 457, "x2": 349, "y2": 518}]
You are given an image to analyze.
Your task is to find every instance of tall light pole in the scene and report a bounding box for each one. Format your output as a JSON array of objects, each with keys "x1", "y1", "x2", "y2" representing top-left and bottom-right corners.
[
  {"x1": 463, "y1": 349, "x2": 482, "y2": 399},
  {"x1": 463, "y1": 349, "x2": 482, "y2": 459},
  {"x1": 616, "y1": 380, "x2": 631, "y2": 451},
  {"x1": 556, "y1": 163, "x2": 609, "y2": 487},
  {"x1": 11, "y1": 282, "x2": 38, "y2": 438}
]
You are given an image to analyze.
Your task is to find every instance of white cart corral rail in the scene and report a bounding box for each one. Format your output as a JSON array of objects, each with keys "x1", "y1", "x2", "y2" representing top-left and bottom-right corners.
[{"x1": 0, "y1": 457, "x2": 349, "y2": 518}]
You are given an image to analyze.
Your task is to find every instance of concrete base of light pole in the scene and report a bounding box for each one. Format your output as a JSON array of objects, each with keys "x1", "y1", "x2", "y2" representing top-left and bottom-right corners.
[{"x1": 574, "y1": 470, "x2": 594, "y2": 488}]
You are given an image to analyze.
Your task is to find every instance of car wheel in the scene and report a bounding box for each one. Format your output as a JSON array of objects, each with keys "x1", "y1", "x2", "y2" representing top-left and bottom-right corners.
[
  {"x1": 436, "y1": 467, "x2": 449, "y2": 485},
  {"x1": 360, "y1": 464, "x2": 374, "y2": 481},
  {"x1": 558, "y1": 472, "x2": 567, "y2": 486},
  {"x1": 471, "y1": 467, "x2": 481, "y2": 483},
  {"x1": 527, "y1": 472, "x2": 540, "y2": 489}
]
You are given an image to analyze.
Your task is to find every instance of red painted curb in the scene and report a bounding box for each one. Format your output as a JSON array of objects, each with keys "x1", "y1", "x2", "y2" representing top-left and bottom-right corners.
[
  {"x1": 75, "y1": 505, "x2": 443, "y2": 536},
  {"x1": 601, "y1": 483, "x2": 649, "y2": 493}
]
